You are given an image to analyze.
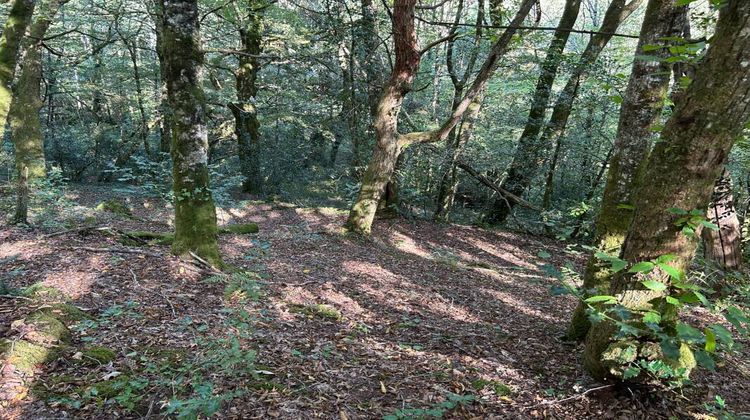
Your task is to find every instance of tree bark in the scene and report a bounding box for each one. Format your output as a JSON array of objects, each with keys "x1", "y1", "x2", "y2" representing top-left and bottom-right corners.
[
  {"x1": 433, "y1": 0, "x2": 485, "y2": 222},
  {"x1": 0, "y1": 0, "x2": 36, "y2": 142},
  {"x1": 153, "y1": 0, "x2": 171, "y2": 155},
  {"x1": 346, "y1": 0, "x2": 536, "y2": 234},
  {"x1": 702, "y1": 168, "x2": 742, "y2": 271},
  {"x1": 231, "y1": 0, "x2": 266, "y2": 194},
  {"x1": 161, "y1": 0, "x2": 222, "y2": 267},
  {"x1": 566, "y1": 0, "x2": 685, "y2": 341},
  {"x1": 490, "y1": 0, "x2": 644, "y2": 224},
  {"x1": 584, "y1": 0, "x2": 750, "y2": 381}
]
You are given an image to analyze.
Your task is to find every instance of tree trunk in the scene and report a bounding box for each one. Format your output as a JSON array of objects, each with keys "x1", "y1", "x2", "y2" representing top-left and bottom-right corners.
[
  {"x1": 434, "y1": 90, "x2": 485, "y2": 221},
  {"x1": 231, "y1": 0, "x2": 266, "y2": 194},
  {"x1": 491, "y1": 0, "x2": 644, "y2": 224},
  {"x1": 702, "y1": 168, "x2": 742, "y2": 271},
  {"x1": 433, "y1": 0, "x2": 485, "y2": 223},
  {"x1": 345, "y1": 0, "x2": 421, "y2": 234},
  {"x1": 584, "y1": 0, "x2": 750, "y2": 381},
  {"x1": 153, "y1": 0, "x2": 171, "y2": 155},
  {"x1": 566, "y1": 0, "x2": 685, "y2": 341},
  {"x1": 0, "y1": 0, "x2": 36, "y2": 142},
  {"x1": 161, "y1": 0, "x2": 222, "y2": 267},
  {"x1": 346, "y1": 0, "x2": 536, "y2": 234}
]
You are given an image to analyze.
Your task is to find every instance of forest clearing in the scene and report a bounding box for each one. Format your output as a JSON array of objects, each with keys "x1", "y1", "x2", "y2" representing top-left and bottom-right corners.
[{"x1": 1, "y1": 0, "x2": 750, "y2": 418}]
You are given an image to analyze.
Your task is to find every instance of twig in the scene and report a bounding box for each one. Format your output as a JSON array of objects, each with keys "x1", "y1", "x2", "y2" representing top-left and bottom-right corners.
[
  {"x1": 188, "y1": 251, "x2": 222, "y2": 274},
  {"x1": 525, "y1": 384, "x2": 614, "y2": 409},
  {"x1": 65, "y1": 246, "x2": 162, "y2": 257},
  {"x1": 43, "y1": 225, "x2": 109, "y2": 238},
  {"x1": 0, "y1": 294, "x2": 33, "y2": 301}
]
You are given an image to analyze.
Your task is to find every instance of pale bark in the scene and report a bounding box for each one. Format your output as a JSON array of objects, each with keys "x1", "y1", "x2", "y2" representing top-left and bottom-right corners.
[
  {"x1": 702, "y1": 168, "x2": 742, "y2": 270},
  {"x1": 491, "y1": 0, "x2": 644, "y2": 223},
  {"x1": 0, "y1": 0, "x2": 36, "y2": 142},
  {"x1": 161, "y1": 0, "x2": 222, "y2": 266}
]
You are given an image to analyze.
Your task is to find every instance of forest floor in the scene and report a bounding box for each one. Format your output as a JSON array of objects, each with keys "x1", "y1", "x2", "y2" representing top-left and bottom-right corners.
[{"x1": 1, "y1": 184, "x2": 749, "y2": 419}]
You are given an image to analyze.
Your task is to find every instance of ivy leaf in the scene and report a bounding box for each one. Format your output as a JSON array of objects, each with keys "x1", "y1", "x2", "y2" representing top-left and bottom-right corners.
[
  {"x1": 676, "y1": 323, "x2": 704, "y2": 342},
  {"x1": 585, "y1": 295, "x2": 618, "y2": 304},
  {"x1": 699, "y1": 220, "x2": 719, "y2": 230},
  {"x1": 628, "y1": 261, "x2": 655, "y2": 273},
  {"x1": 622, "y1": 366, "x2": 641, "y2": 380},
  {"x1": 642, "y1": 312, "x2": 661, "y2": 325},
  {"x1": 611, "y1": 259, "x2": 627, "y2": 273},
  {"x1": 709, "y1": 324, "x2": 734, "y2": 348},
  {"x1": 694, "y1": 350, "x2": 716, "y2": 371},
  {"x1": 641, "y1": 280, "x2": 667, "y2": 292},
  {"x1": 665, "y1": 296, "x2": 681, "y2": 306},
  {"x1": 704, "y1": 328, "x2": 716, "y2": 353},
  {"x1": 660, "y1": 339, "x2": 681, "y2": 359},
  {"x1": 657, "y1": 262, "x2": 683, "y2": 281}
]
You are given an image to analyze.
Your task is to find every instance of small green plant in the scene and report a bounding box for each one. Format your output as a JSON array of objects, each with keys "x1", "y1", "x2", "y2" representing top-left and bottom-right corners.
[{"x1": 383, "y1": 393, "x2": 475, "y2": 419}]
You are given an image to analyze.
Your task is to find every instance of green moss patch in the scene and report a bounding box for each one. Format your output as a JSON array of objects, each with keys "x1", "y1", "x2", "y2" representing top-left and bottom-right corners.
[
  {"x1": 95, "y1": 199, "x2": 133, "y2": 217},
  {"x1": 76, "y1": 346, "x2": 117, "y2": 365},
  {"x1": 1, "y1": 338, "x2": 52, "y2": 374},
  {"x1": 22, "y1": 283, "x2": 65, "y2": 302},
  {"x1": 219, "y1": 223, "x2": 259, "y2": 234},
  {"x1": 289, "y1": 303, "x2": 342, "y2": 321},
  {"x1": 24, "y1": 311, "x2": 71, "y2": 345}
]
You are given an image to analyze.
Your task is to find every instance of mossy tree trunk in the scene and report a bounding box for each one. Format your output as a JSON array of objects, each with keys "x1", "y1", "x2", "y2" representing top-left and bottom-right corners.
[
  {"x1": 346, "y1": 0, "x2": 536, "y2": 234},
  {"x1": 0, "y1": 0, "x2": 36, "y2": 142},
  {"x1": 566, "y1": 0, "x2": 686, "y2": 341},
  {"x1": 230, "y1": 0, "x2": 267, "y2": 194},
  {"x1": 161, "y1": 0, "x2": 222, "y2": 267},
  {"x1": 10, "y1": 0, "x2": 66, "y2": 224},
  {"x1": 702, "y1": 168, "x2": 742, "y2": 271},
  {"x1": 490, "y1": 0, "x2": 644, "y2": 224},
  {"x1": 584, "y1": 0, "x2": 750, "y2": 381}
]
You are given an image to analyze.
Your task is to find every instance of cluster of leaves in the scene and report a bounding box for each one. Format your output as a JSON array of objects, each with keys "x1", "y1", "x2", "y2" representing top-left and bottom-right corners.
[{"x1": 383, "y1": 393, "x2": 475, "y2": 420}]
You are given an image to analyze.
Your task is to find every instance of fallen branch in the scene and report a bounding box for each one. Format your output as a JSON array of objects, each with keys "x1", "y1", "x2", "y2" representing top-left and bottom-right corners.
[
  {"x1": 524, "y1": 384, "x2": 614, "y2": 409},
  {"x1": 455, "y1": 161, "x2": 542, "y2": 211},
  {"x1": 64, "y1": 246, "x2": 162, "y2": 257},
  {"x1": 43, "y1": 226, "x2": 110, "y2": 238}
]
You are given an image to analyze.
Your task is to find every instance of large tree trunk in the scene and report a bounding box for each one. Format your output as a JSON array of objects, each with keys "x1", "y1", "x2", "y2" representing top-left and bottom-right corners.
[
  {"x1": 0, "y1": 0, "x2": 36, "y2": 142},
  {"x1": 231, "y1": 0, "x2": 266, "y2": 194},
  {"x1": 490, "y1": 0, "x2": 644, "y2": 224},
  {"x1": 161, "y1": 0, "x2": 222, "y2": 267},
  {"x1": 566, "y1": 0, "x2": 685, "y2": 341},
  {"x1": 345, "y1": 0, "x2": 421, "y2": 234},
  {"x1": 346, "y1": 0, "x2": 536, "y2": 234},
  {"x1": 702, "y1": 168, "x2": 742, "y2": 271},
  {"x1": 584, "y1": 0, "x2": 750, "y2": 382},
  {"x1": 10, "y1": 0, "x2": 66, "y2": 224}
]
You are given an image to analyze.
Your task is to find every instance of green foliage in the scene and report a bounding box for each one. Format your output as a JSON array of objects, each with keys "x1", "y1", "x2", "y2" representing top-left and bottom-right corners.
[{"x1": 382, "y1": 393, "x2": 475, "y2": 420}]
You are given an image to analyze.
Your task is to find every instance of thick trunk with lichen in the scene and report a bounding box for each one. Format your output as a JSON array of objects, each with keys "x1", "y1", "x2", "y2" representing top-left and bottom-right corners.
[
  {"x1": 346, "y1": 0, "x2": 535, "y2": 234},
  {"x1": 491, "y1": 0, "x2": 643, "y2": 224},
  {"x1": 161, "y1": 0, "x2": 221, "y2": 266},
  {"x1": 231, "y1": 1, "x2": 265, "y2": 194},
  {"x1": 702, "y1": 168, "x2": 742, "y2": 271},
  {"x1": 0, "y1": 0, "x2": 36, "y2": 142},
  {"x1": 566, "y1": 0, "x2": 685, "y2": 341},
  {"x1": 10, "y1": 0, "x2": 65, "y2": 224},
  {"x1": 584, "y1": 1, "x2": 750, "y2": 381}
]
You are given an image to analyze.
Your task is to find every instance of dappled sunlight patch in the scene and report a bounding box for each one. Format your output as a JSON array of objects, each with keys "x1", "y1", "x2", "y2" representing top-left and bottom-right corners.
[
  {"x1": 387, "y1": 231, "x2": 432, "y2": 259},
  {"x1": 479, "y1": 288, "x2": 560, "y2": 323},
  {"x1": 0, "y1": 239, "x2": 51, "y2": 260}
]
